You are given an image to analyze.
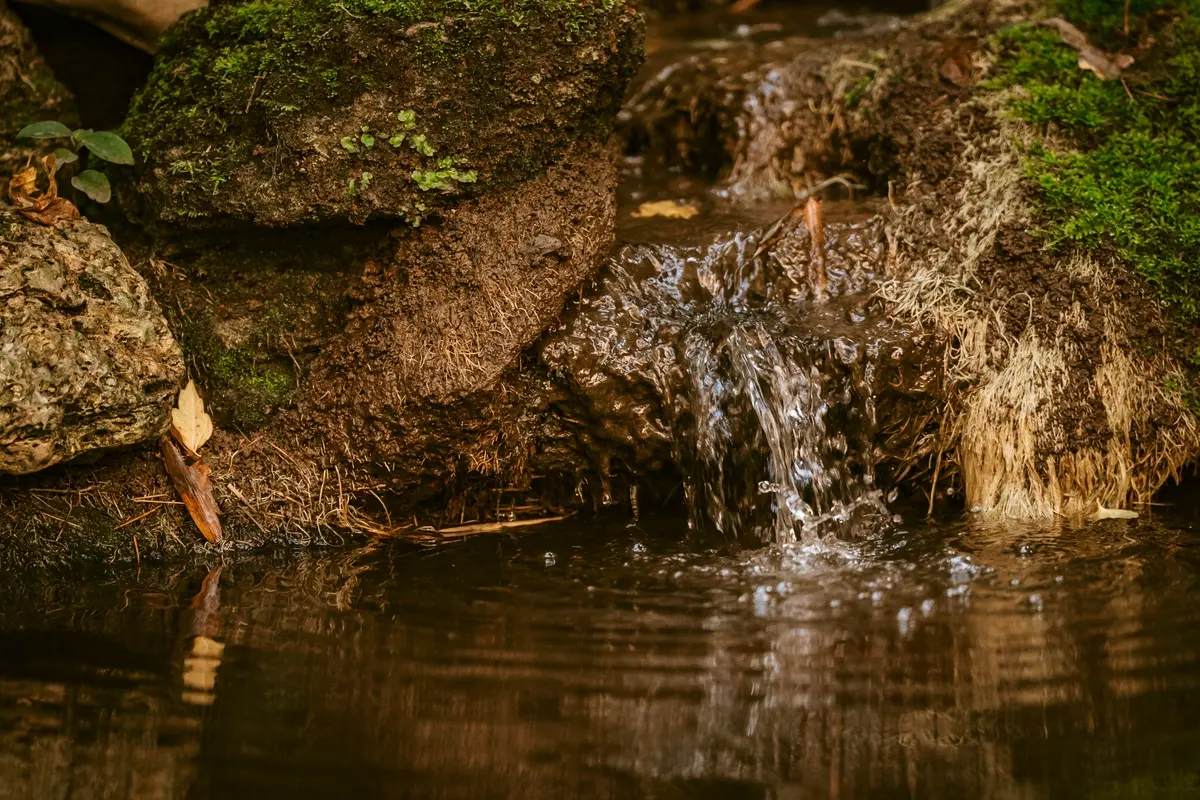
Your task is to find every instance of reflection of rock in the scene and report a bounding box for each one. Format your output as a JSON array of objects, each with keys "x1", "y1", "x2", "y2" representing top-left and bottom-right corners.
[{"x1": 0, "y1": 210, "x2": 184, "y2": 475}]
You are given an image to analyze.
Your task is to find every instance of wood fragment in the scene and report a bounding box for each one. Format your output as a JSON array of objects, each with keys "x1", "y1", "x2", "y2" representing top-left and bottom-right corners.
[
  {"x1": 434, "y1": 514, "x2": 570, "y2": 538},
  {"x1": 804, "y1": 196, "x2": 827, "y2": 301},
  {"x1": 161, "y1": 436, "x2": 223, "y2": 544}
]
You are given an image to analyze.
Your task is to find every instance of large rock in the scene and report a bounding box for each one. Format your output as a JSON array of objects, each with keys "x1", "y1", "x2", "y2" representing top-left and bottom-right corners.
[
  {"x1": 122, "y1": 0, "x2": 643, "y2": 227},
  {"x1": 0, "y1": 211, "x2": 184, "y2": 474}
]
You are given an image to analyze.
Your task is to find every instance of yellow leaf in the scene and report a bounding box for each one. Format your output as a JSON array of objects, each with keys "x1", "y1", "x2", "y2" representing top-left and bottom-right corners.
[
  {"x1": 1092, "y1": 505, "x2": 1138, "y2": 521},
  {"x1": 170, "y1": 379, "x2": 214, "y2": 456},
  {"x1": 631, "y1": 200, "x2": 700, "y2": 220}
]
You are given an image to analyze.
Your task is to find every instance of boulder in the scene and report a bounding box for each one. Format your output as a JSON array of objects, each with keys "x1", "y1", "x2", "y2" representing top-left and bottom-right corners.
[
  {"x1": 0, "y1": 210, "x2": 184, "y2": 474},
  {"x1": 121, "y1": 0, "x2": 643, "y2": 228}
]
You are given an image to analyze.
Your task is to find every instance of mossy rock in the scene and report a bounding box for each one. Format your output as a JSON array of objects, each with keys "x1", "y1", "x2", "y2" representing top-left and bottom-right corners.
[{"x1": 121, "y1": 0, "x2": 644, "y2": 227}]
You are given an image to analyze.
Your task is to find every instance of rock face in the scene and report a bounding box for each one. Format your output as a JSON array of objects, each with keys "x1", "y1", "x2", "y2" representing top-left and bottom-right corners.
[
  {"x1": 122, "y1": 0, "x2": 643, "y2": 228},
  {"x1": 0, "y1": 211, "x2": 184, "y2": 475}
]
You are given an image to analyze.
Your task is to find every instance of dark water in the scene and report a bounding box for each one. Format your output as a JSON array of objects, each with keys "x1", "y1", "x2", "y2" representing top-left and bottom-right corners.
[{"x1": 3, "y1": 509, "x2": 1200, "y2": 799}]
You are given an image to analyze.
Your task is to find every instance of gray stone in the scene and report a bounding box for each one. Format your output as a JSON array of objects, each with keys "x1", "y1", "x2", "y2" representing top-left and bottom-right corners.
[{"x1": 0, "y1": 210, "x2": 184, "y2": 474}]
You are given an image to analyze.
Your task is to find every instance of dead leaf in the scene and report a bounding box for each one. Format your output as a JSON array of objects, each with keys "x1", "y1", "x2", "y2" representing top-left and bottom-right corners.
[
  {"x1": 170, "y1": 379, "x2": 214, "y2": 457},
  {"x1": 631, "y1": 200, "x2": 700, "y2": 220},
  {"x1": 1091, "y1": 504, "x2": 1139, "y2": 521},
  {"x1": 161, "y1": 436, "x2": 223, "y2": 544},
  {"x1": 6, "y1": 155, "x2": 79, "y2": 225},
  {"x1": 938, "y1": 39, "x2": 976, "y2": 87},
  {"x1": 1041, "y1": 17, "x2": 1131, "y2": 80}
]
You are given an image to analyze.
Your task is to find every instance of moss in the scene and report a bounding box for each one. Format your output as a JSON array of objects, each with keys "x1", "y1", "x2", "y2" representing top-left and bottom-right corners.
[
  {"x1": 180, "y1": 316, "x2": 297, "y2": 430},
  {"x1": 120, "y1": 0, "x2": 641, "y2": 224},
  {"x1": 987, "y1": 1, "x2": 1200, "y2": 321}
]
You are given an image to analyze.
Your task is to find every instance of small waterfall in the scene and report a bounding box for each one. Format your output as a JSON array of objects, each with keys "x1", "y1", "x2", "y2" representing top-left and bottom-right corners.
[
  {"x1": 540, "y1": 202, "x2": 900, "y2": 545},
  {"x1": 676, "y1": 317, "x2": 889, "y2": 545}
]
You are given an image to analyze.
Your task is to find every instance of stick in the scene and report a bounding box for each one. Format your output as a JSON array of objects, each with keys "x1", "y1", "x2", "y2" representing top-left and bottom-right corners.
[{"x1": 161, "y1": 436, "x2": 223, "y2": 544}]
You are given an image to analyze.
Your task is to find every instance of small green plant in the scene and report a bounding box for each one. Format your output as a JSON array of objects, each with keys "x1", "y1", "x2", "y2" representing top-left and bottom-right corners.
[
  {"x1": 412, "y1": 156, "x2": 477, "y2": 191},
  {"x1": 409, "y1": 133, "x2": 436, "y2": 157},
  {"x1": 16, "y1": 121, "x2": 134, "y2": 203}
]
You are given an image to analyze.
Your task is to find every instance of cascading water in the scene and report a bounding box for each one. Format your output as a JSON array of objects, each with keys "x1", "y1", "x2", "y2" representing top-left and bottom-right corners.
[{"x1": 540, "y1": 193, "x2": 907, "y2": 546}]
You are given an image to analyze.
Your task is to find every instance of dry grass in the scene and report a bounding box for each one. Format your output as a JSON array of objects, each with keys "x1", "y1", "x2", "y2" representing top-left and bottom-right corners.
[{"x1": 878, "y1": 95, "x2": 1199, "y2": 519}]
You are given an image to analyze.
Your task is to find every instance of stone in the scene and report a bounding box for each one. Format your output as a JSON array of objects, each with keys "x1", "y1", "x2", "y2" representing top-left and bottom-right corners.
[{"x1": 0, "y1": 210, "x2": 184, "y2": 474}]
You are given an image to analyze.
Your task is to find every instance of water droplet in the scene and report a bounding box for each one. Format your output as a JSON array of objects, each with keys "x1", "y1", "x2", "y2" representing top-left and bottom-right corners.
[
  {"x1": 631, "y1": 542, "x2": 646, "y2": 554},
  {"x1": 543, "y1": 552, "x2": 556, "y2": 567},
  {"x1": 920, "y1": 598, "x2": 936, "y2": 616},
  {"x1": 887, "y1": 488, "x2": 899, "y2": 503}
]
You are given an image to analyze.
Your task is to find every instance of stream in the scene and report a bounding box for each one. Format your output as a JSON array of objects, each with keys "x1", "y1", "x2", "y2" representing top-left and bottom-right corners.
[{"x1": 3, "y1": 3, "x2": 1200, "y2": 799}]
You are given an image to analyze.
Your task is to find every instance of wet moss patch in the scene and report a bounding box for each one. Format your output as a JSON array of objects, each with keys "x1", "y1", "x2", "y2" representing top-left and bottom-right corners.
[
  {"x1": 121, "y1": 0, "x2": 642, "y2": 226},
  {"x1": 987, "y1": 0, "x2": 1200, "y2": 324}
]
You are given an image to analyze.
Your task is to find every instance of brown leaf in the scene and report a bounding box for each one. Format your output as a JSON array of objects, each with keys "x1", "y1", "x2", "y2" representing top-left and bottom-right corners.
[
  {"x1": 1041, "y1": 17, "x2": 1129, "y2": 80},
  {"x1": 7, "y1": 154, "x2": 80, "y2": 225},
  {"x1": 161, "y1": 436, "x2": 223, "y2": 544},
  {"x1": 170, "y1": 379, "x2": 215, "y2": 457},
  {"x1": 630, "y1": 200, "x2": 700, "y2": 220}
]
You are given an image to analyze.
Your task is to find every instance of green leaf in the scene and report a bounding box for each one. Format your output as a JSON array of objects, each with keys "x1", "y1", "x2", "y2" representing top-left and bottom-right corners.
[
  {"x1": 397, "y1": 109, "x2": 417, "y2": 129},
  {"x1": 71, "y1": 128, "x2": 94, "y2": 147},
  {"x1": 389, "y1": 133, "x2": 406, "y2": 147},
  {"x1": 340, "y1": 136, "x2": 358, "y2": 153},
  {"x1": 52, "y1": 148, "x2": 79, "y2": 172},
  {"x1": 360, "y1": 133, "x2": 375, "y2": 149},
  {"x1": 80, "y1": 131, "x2": 134, "y2": 165},
  {"x1": 72, "y1": 170, "x2": 112, "y2": 203},
  {"x1": 409, "y1": 134, "x2": 435, "y2": 157},
  {"x1": 17, "y1": 121, "x2": 72, "y2": 139},
  {"x1": 361, "y1": 171, "x2": 372, "y2": 189}
]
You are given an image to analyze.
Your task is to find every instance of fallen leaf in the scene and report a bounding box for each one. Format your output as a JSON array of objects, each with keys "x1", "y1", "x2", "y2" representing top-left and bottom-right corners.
[
  {"x1": 7, "y1": 154, "x2": 80, "y2": 225},
  {"x1": 1091, "y1": 504, "x2": 1139, "y2": 520},
  {"x1": 170, "y1": 379, "x2": 214, "y2": 457},
  {"x1": 1041, "y1": 17, "x2": 1131, "y2": 80},
  {"x1": 631, "y1": 200, "x2": 700, "y2": 220},
  {"x1": 161, "y1": 436, "x2": 223, "y2": 544}
]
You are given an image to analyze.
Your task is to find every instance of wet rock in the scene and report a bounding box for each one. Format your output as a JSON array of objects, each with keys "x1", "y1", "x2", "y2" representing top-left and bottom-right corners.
[
  {"x1": 0, "y1": 5, "x2": 78, "y2": 178},
  {"x1": 0, "y1": 210, "x2": 184, "y2": 475},
  {"x1": 0, "y1": 0, "x2": 645, "y2": 541},
  {"x1": 121, "y1": 0, "x2": 643, "y2": 228}
]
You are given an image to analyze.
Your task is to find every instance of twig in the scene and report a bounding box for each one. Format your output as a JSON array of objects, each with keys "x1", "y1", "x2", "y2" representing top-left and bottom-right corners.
[
  {"x1": 115, "y1": 507, "x2": 159, "y2": 529},
  {"x1": 245, "y1": 74, "x2": 264, "y2": 114}
]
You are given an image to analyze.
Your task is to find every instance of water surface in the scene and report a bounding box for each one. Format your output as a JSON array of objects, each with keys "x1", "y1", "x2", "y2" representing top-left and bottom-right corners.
[{"x1": 2, "y1": 509, "x2": 1199, "y2": 799}]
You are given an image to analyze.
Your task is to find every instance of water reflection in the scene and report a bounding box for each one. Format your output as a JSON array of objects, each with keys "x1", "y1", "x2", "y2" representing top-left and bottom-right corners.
[{"x1": 1, "y1": 516, "x2": 1199, "y2": 798}]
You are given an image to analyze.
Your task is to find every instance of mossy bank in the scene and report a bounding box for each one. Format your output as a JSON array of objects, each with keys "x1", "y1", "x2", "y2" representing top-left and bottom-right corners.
[{"x1": 121, "y1": 0, "x2": 643, "y2": 227}]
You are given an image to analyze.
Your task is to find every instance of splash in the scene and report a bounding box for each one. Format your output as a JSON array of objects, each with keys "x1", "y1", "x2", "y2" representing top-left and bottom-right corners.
[{"x1": 540, "y1": 201, "x2": 902, "y2": 545}]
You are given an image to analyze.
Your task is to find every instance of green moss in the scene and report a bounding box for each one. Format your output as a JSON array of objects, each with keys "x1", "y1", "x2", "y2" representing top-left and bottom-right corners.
[
  {"x1": 988, "y1": 0, "x2": 1200, "y2": 321},
  {"x1": 121, "y1": 0, "x2": 635, "y2": 219},
  {"x1": 180, "y1": 316, "x2": 297, "y2": 430}
]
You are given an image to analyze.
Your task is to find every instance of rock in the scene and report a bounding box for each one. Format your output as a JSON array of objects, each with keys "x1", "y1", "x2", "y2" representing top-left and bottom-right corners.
[
  {"x1": 14, "y1": 0, "x2": 206, "y2": 52},
  {"x1": 121, "y1": 0, "x2": 643, "y2": 228},
  {"x1": 0, "y1": 210, "x2": 184, "y2": 475},
  {"x1": 0, "y1": 4, "x2": 78, "y2": 179}
]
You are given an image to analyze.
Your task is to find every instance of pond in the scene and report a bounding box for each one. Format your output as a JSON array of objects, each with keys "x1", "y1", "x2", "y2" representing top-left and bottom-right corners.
[{"x1": 2, "y1": 506, "x2": 1199, "y2": 799}]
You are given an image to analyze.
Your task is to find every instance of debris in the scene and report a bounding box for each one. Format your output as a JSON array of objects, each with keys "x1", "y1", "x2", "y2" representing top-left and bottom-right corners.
[
  {"x1": 1041, "y1": 17, "x2": 1133, "y2": 80},
  {"x1": 6, "y1": 154, "x2": 79, "y2": 225},
  {"x1": 631, "y1": 200, "x2": 700, "y2": 219},
  {"x1": 1091, "y1": 504, "x2": 1139, "y2": 520},
  {"x1": 170, "y1": 379, "x2": 214, "y2": 457},
  {"x1": 161, "y1": 435, "x2": 223, "y2": 543},
  {"x1": 804, "y1": 196, "x2": 828, "y2": 300}
]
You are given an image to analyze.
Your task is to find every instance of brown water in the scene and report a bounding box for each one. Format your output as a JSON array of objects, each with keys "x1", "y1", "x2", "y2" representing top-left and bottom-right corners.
[{"x1": 3, "y1": 508, "x2": 1200, "y2": 800}]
